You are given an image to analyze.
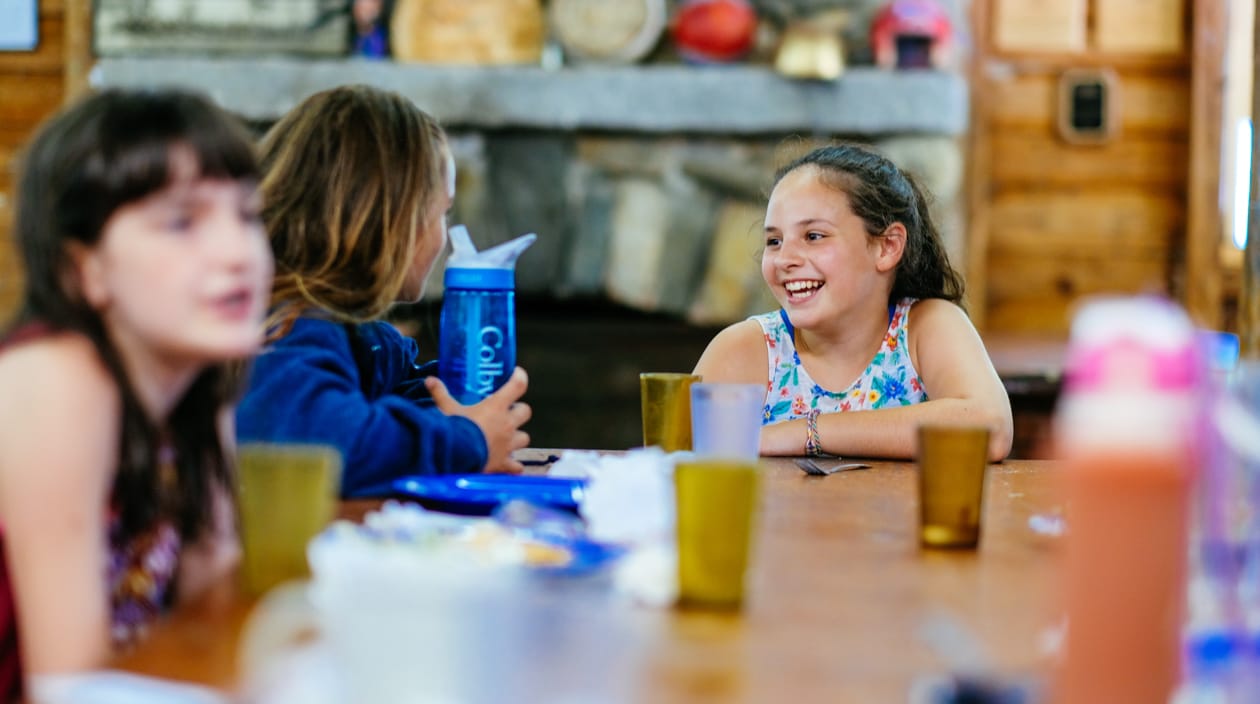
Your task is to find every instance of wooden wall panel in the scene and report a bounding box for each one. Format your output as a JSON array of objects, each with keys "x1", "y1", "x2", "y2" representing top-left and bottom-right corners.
[
  {"x1": 987, "y1": 190, "x2": 1182, "y2": 257},
  {"x1": 0, "y1": 75, "x2": 66, "y2": 130},
  {"x1": 986, "y1": 253, "x2": 1171, "y2": 332},
  {"x1": 991, "y1": 0, "x2": 1087, "y2": 53},
  {"x1": 1184, "y1": 0, "x2": 1228, "y2": 329},
  {"x1": 0, "y1": 232, "x2": 18, "y2": 316},
  {"x1": 0, "y1": 139, "x2": 16, "y2": 185},
  {"x1": 970, "y1": 0, "x2": 1199, "y2": 336},
  {"x1": 989, "y1": 132, "x2": 1188, "y2": 190},
  {"x1": 1093, "y1": 0, "x2": 1186, "y2": 55},
  {"x1": 987, "y1": 252, "x2": 1171, "y2": 300},
  {"x1": 988, "y1": 71, "x2": 1190, "y2": 135},
  {"x1": 0, "y1": 16, "x2": 65, "y2": 73},
  {"x1": 0, "y1": 2, "x2": 71, "y2": 319},
  {"x1": 985, "y1": 296, "x2": 1077, "y2": 333}
]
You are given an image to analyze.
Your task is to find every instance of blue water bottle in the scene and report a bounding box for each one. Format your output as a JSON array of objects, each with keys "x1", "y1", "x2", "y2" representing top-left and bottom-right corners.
[{"x1": 438, "y1": 226, "x2": 536, "y2": 405}]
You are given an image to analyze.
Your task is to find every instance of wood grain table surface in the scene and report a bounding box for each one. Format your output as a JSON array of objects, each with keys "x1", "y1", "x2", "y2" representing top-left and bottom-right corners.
[{"x1": 114, "y1": 452, "x2": 1063, "y2": 702}]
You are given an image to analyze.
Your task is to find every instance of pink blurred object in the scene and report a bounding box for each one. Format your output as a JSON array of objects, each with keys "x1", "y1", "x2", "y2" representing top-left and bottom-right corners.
[
  {"x1": 1053, "y1": 296, "x2": 1203, "y2": 704},
  {"x1": 870, "y1": 0, "x2": 953, "y2": 70},
  {"x1": 672, "y1": 0, "x2": 759, "y2": 64},
  {"x1": 1061, "y1": 296, "x2": 1204, "y2": 395}
]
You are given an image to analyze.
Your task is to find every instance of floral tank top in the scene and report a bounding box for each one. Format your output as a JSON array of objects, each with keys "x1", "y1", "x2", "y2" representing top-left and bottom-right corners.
[{"x1": 752, "y1": 298, "x2": 927, "y2": 424}]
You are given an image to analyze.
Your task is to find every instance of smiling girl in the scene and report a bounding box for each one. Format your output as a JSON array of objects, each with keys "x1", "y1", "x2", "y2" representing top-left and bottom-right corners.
[
  {"x1": 694, "y1": 144, "x2": 1012, "y2": 461},
  {"x1": 0, "y1": 89, "x2": 273, "y2": 699}
]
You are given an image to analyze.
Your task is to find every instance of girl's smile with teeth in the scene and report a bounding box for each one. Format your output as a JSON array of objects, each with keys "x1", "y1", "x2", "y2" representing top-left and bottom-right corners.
[
  {"x1": 785, "y1": 280, "x2": 823, "y2": 293},
  {"x1": 784, "y1": 279, "x2": 824, "y2": 301}
]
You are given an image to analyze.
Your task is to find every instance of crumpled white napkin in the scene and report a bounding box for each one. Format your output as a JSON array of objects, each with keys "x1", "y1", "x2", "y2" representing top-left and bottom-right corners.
[
  {"x1": 612, "y1": 542, "x2": 679, "y2": 607},
  {"x1": 549, "y1": 447, "x2": 692, "y2": 606},
  {"x1": 550, "y1": 447, "x2": 678, "y2": 546}
]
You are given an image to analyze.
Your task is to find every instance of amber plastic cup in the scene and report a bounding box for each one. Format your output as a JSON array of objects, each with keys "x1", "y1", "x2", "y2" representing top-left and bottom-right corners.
[
  {"x1": 916, "y1": 426, "x2": 990, "y2": 549},
  {"x1": 674, "y1": 460, "x2": 759, "y2": 608},
  {"x1": 237, "y1": 443, "x2": 342, "y2": 595},
  {"x1": 640, "y1": 373, "x2": 701, "y2": 452}
]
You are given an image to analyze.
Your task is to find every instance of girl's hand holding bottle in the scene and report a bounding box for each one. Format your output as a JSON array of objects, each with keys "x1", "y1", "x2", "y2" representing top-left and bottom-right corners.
[{"x1": 426, "y1": 367, "x2": 532, "y2": 474}]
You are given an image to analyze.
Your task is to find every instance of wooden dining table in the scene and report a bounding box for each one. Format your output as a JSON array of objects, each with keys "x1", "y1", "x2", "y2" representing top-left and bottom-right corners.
[{"x1": 115, "y1": 452, "x2": 1063, "y2": 702}]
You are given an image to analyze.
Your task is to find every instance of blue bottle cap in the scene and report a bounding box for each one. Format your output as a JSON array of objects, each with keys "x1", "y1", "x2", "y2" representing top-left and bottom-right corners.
[
  {"x1": 1185, "y1": 629, "x2": 1240, "y2": 672},
  {"x1": 444, "y1": 266, "x2": 515, "y2": 290},
  {"x1": 1197, "y1": 330, "x2": 1240, "y2": 373}
]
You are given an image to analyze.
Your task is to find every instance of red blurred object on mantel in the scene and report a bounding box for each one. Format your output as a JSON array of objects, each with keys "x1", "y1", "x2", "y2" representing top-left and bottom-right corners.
[
  {"x1": 671, "y1": 0, "x2": 759, "y2": 64},
  {"x1": 870, "y1": 0, "x2": 953, "y2": 70}
]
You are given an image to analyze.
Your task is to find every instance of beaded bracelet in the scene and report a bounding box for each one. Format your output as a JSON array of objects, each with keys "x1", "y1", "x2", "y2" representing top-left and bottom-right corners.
[{"x1": 804, "y1": 408, "x2": 823, "y2": 456}]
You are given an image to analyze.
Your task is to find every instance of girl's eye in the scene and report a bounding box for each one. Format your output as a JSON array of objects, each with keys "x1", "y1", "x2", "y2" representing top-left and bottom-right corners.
[
  {"x1": 764, "y1": 236, "x2": 781, "y2": 248},
  {"x1": 167, "y1": 213, "x2": 194, "y2": 232},
  {"x1": 806, "y1": 231, "x2": 825, "y2": 241}
]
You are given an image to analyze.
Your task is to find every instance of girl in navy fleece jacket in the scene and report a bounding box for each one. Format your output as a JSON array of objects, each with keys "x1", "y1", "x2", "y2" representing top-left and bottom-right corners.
[{"x1": 236, "y1": 85, "x2": 531, "y2": 496}]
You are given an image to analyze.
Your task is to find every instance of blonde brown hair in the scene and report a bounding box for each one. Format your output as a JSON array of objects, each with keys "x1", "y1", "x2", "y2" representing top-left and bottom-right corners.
[{"x1": 258, "y1": 84, "x2": 447, "y2": 337}]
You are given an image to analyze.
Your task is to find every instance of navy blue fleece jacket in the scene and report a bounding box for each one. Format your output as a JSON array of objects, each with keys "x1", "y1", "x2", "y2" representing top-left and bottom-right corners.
[{"x1": 236, "y1": 317, "x2": 488, "y2": 497}]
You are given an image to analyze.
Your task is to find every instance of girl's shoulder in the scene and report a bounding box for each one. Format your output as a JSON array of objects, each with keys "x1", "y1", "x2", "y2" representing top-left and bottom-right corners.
[
  {"x1": 906, "y1": 297, "x2": 970, "y2": 330},
  {"x1": 904, "y1": 297, "x2": 982, "y2": 366},
  {"x1": 694, "y1": 319, "x2": 767, "y2": 384},
  {"x1": 0, "y1": 331, "x2": 118, "y2": 496},
  {"x1": 0, "y1": 332, "x2": 118, "y2": 445},
  {"x1": 0, "y1": 328, "x2": 114, "y2": 399},
  {"x1": 712, "y1": 318, "x2": 768, "y2": 352}
]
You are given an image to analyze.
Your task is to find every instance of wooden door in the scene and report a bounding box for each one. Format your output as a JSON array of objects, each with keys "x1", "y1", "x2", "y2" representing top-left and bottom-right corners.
[
  {"x1": 0, "y1": 0, "x2": 91, "y2": 320},
  {"x1": 967, "y1": 0, "x2": 1204, "y2": 335}
]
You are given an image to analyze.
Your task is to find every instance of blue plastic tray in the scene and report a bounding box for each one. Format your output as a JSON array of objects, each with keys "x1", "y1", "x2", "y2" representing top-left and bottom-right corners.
[{"x1": 389, "y1": 474, "x2": 586, "y2": 515}]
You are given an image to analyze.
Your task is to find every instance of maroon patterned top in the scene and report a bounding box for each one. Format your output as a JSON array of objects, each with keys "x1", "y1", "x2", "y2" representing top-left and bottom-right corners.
[{"x1": 0, "y1": 322, "x2": 183, "y2": 700}]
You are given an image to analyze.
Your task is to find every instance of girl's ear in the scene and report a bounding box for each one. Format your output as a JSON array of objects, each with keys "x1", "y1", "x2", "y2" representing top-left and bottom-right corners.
[
  {"x1": 875, "y1": 222, "x2": 907, "y2": 273},
  {"x1": 64, "y1": 242, "x2": 109, "y2": 309},
  {"x1": 444, "y1": 149, "x2": 456, "y2": 200}
]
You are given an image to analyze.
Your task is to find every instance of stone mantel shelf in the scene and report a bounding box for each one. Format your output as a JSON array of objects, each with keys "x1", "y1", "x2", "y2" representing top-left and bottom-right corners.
[{"x1": 91, "y1": 57, "x2": 967, "y2": 135}]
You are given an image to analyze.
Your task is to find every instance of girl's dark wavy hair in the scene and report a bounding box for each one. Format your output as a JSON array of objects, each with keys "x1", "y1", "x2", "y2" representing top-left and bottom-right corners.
[
  {"x1": 9, "y1": 88, "x2": 259, "y2": 543},
  {"x1": 774, "y1": 143, "x2": 965, "y2": 307}
]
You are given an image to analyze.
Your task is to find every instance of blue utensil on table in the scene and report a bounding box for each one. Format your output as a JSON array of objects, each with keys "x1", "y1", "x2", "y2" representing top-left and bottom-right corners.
[{"x1": 389, "y1": 474, "x2": 586, "y2": 515}]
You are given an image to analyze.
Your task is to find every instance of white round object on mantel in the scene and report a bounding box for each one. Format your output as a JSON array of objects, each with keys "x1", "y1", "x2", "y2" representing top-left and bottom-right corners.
[
  {"x1": 548, "y1": 0, "x2": 668, "y2": 64},
  {"x1": 391, "y1": 0, "x2": 545, "y2": 65}
]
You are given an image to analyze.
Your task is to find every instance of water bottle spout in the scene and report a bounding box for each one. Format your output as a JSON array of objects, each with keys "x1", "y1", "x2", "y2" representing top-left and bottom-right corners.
[
  {"x1": 449, "y1": 224, "x2": 478, "y2": 260},
  {"x1": 446, "y1": 225, "x2": 536, "y2": 269},
  {"x1": 481, "y1": 233, "x2": 537, "y2": 268}
]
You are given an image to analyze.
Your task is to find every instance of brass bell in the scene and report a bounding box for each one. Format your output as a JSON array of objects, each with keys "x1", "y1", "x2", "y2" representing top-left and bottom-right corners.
[{"x1": 774, "y1": 10, "x2": 848, "y2": 81}]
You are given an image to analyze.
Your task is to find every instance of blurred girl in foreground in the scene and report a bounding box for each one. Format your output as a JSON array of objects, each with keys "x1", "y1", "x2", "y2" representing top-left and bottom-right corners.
[{"x1": 0, "y1": 89, "x2": 273, "y2": 699}]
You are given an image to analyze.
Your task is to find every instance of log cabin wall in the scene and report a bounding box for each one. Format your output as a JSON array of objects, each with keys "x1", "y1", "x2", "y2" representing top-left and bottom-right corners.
[
  {"x1": 0, "y1": 0, "x2": 88, "y2": 321},
  {"x1": 968, "y1": 0, "x2": 1195, "y2": 335},
  {"x1": 0, "y1": 1, "x2": 61, "y2": 318}
]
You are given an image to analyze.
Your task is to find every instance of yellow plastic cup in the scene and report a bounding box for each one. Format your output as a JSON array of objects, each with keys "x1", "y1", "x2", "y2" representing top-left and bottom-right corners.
[
  {"x1": 674, "y1": 459, "x2": 759, "y2": 608},
  {"x1": 236, "y1": 443, "x2": 342, "y2": 595},
  {"x1": 640, "y1": 373, "x2": 701, "y2": 452}
]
